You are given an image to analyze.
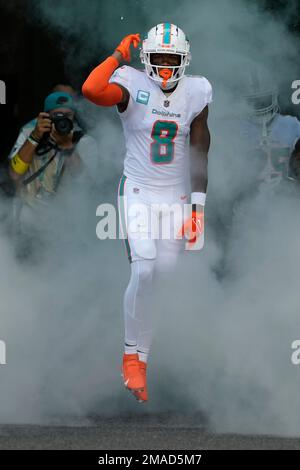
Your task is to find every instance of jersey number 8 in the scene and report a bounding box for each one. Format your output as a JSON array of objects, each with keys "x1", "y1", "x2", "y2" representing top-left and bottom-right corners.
[{"x1": 150, "y1": 120, "x2": 178, "y2": 165}]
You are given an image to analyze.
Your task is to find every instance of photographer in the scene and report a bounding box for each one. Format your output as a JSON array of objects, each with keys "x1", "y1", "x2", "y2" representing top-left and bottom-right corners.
[
  {"x1": 7, "y1": 91, "x2": 99, "y2": 259},
  {"x1": 8, "y1": 91, "x2": 84, "y2": 204}
]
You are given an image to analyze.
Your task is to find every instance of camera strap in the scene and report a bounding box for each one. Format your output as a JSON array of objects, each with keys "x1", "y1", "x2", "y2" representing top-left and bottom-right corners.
[
  {"x1": 22, "y1": 148, "x2": 58, "y2": 186},
  {"x1": 22, "y1": 131, "x2": 85, "y2": 186}
]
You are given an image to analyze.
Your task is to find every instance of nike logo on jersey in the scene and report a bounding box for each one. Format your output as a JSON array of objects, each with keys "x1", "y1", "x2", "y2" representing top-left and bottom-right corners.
[{"x1": 152, "y1": 108, "x2": 181, "y2": 118}]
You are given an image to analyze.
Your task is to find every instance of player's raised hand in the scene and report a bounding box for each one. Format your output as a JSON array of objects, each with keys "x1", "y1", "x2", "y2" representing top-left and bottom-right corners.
[
  {"x1": 115, "y1": 33, "x2": 141, "y2": 62},
  {"x1": 178, "y1": 208, "x2": 205, "y2": 251}
]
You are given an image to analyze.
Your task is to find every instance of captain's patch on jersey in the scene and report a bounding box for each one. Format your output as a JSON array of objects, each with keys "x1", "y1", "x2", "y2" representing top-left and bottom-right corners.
[{"x1": 136, "y1": 90, "x2": 150, "y2": 105}]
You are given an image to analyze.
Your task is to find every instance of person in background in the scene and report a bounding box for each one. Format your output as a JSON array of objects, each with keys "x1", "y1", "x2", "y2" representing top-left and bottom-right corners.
[
  {"x1": 9, "y1": 91, "x2": 82, "y2": 202},
  {"x1": 238, "y1": 66, "x2": 300, "y2": 187},
  {"x1": 52, "y1": 83, "x2": 76, "y2": 96},
  {"x1": 8, "y1": 91, "x2": 98, "y2": 258}
]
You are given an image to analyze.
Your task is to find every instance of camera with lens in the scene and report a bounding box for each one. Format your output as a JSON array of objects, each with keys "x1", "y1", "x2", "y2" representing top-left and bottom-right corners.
[
  {"x1": 51, "y1": 112, "x2": 74, "y2": 135},
  {"x1": 35, "y1": 112, "x2": 74, "y2": 156}
]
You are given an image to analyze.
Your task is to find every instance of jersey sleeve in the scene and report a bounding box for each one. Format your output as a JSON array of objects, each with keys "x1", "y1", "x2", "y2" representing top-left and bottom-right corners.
[
  {"x1": 274, "y1": 115, "x2": 300, "y2": 150},
  {"x1": 109, "y1": 65, "x2": 131, "y2": 93},
  {"x1": 189, "y1": 76, "x2": 213, "y2": 121},
  {"x1": 204, "y1": 77, "x2": 213, "y2": 105},
  {"x1": 109, "y1": 65, "x2": 135, "y2": 116}
]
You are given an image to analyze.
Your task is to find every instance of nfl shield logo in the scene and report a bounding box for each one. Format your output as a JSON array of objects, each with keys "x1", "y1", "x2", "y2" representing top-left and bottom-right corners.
[{"x1": 164, "y1": 100, "x2": 170, "y2": 108}]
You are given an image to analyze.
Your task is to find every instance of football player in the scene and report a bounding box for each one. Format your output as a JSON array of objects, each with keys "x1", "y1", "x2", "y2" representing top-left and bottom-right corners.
[
  {"x1": 239, "y1": 67, "x2": 300, "y2": 186},
  {"x1": 82, "y1": 23, "x2": 212, "y2": 403},
  {"x1": 213, "y1": 65, "x2": 300, "y2": 281}
]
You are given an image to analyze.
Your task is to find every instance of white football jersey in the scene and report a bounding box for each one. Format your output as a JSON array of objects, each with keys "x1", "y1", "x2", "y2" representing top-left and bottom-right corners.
[
  {"x1": 110, "y1": 66, "x2": 212, "y2": 186},
  {"x1": 239, "y1": 114, "x2": 300, "y2": 181},
  {"x1": 239, "y1": 114, "x2": 300, "y2": 149}
]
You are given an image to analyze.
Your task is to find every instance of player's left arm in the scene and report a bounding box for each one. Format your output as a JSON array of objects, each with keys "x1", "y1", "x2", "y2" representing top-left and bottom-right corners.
[
  {"x1": 190, "y1": 104, "x2": 211, "y2": 195},
  {"x1": 179, "y1": 105, "x2": 210, "y2": 250}
]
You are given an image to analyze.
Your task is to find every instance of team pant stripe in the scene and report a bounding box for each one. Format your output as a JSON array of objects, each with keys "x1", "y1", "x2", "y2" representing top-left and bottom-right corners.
[{"x1": 118, "y1": 175, "x2": 132, "y2": 263}]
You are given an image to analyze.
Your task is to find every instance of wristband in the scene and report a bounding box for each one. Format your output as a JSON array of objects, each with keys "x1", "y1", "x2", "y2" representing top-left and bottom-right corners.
[
  {"x1": 27, "y1": 136, "x2": 39, "y2": 147},
  {"x1": 11, "y1": 153, "x2": 30, "y2": 175},
  {"x1": 29, "y1": 132, "x2": 41, "y2": 143},
  {"x1": 191, "y1": 192, "x2": 206, "y2": 206}
]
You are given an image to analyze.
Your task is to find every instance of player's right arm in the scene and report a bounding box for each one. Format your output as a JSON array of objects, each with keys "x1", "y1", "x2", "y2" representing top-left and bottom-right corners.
[{"x1": 82, "y1": 34, "x2": 140, "y2": 111}]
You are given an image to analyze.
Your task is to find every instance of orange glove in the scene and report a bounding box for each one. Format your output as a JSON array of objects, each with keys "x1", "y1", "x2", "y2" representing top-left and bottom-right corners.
[
  {"x1": 115, "y1": 33, "x2": 141, "y2": 62},
  {"x1": 82, "y1": 33, "x2": 140, "y2": 106},
  {"x1": 179, "y1": 209, "x2": 204, "y2": 250}
]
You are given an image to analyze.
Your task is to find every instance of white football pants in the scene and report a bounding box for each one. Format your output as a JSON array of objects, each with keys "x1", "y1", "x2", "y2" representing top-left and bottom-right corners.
[{"x1": 118, "y1": 175, "x2": 187, "y2": 362}]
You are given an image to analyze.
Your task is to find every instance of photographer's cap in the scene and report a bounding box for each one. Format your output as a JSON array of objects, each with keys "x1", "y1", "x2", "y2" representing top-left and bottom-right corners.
[{"x1": 44, "y1": 92, "x2": 75, "y2": 112}]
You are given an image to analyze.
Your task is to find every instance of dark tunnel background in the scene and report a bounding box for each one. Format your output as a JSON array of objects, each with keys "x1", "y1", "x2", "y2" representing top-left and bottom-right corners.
[{"x1": 1, "y1": 0, "x2": 300, "y2": 166}]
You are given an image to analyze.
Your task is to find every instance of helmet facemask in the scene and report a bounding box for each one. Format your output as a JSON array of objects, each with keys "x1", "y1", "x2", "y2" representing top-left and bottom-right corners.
[
  {"x1": 140, "y1": 23, "x2": 191, "y2": 90},
  {"x1": 245, "y1": 89, "x2": 279, "y2": 125},
  {"x1": 140, "y1": 51, "x2": 190, "y2": 90}
]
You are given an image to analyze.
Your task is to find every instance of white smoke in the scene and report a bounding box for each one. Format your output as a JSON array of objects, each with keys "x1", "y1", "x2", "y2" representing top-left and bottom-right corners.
[{"x1": 1, "y1": 0, "x2": 300, "y2": 437}]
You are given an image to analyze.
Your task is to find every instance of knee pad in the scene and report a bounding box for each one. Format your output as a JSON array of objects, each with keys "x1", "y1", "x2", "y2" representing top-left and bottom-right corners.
[
  {"x1": 131, "y1": 238, "x2": 157, "y2": 261},
  {"x1": 155, "y1": 239, "x2": 182, "y2": 273},
  {"x1": 155, "y1": 255, "x2": 178, "y2": 274}
]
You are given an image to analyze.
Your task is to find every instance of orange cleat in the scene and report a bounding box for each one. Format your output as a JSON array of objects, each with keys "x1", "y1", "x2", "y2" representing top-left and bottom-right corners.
[
  {"x1": 121, "y1": 353, "x2": 145, "y2": 392},
  {"x1": 133, "y1": 361, "x2": 148, "y2": 403}
]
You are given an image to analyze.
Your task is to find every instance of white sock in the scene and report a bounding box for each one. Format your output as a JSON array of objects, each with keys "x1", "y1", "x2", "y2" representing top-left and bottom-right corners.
[
  {"x1": 124, "y1": 341, "x2": 138, "y2": 356},
  {"x1": 137, "y1": 348, "x2": 149, "y2": 364}
]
